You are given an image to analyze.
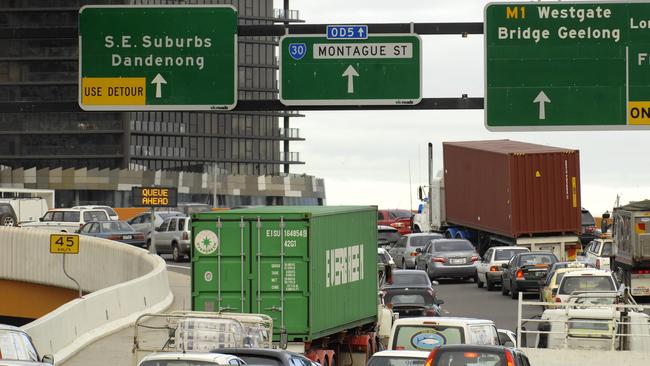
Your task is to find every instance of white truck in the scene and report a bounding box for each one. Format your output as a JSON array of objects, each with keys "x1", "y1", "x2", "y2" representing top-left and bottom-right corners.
[
  {"x1": 0, "y1": 188, "x2": 54, "y2": 226},
  {"x1": 611, "y1": 200, "x2": 650, "y2": 298}
]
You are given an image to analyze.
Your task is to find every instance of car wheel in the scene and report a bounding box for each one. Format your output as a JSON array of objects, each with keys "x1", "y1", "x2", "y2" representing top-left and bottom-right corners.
[
  {"x1": 510, "y1": 282, "x2": 519, "y2": 299},
  {"x1": 172, "y1": 243, "x2": 180, "y2": 262},
  {"x1": 0, "y1": 214, "x2": 16, "y2": 227},
  {"x1": 476, "y1": 274, "x2": 484, "y2": 288},
  {"x1": 486, "y1": 278, "x2": 496, "y2": 291}
]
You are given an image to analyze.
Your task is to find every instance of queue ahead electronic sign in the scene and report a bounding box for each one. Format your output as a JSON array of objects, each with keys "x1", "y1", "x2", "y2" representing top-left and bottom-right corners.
[{"x1": 132, "y1": 186, "x2": 178, "y2": 207}]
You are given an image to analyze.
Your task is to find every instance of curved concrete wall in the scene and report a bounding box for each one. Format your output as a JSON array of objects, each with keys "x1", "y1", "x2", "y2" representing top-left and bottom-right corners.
[{"x1": 0, "y1": 227, "x2": 173, "y2": 363}]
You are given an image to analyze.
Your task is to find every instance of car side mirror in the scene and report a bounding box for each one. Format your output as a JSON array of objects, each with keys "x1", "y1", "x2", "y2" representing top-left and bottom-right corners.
[
  {"x1": 431, "y1": 280, "x2": 439, "y2": 286},
  {"x1": 434, "y1": 299, "x2": 444, "y2": 306},
  {"x1": 501, "y1": 263, "x2": 508, "y2": 269},
  {"x1": 41, "y1": 354, "x2": 54, "y2": 364}
]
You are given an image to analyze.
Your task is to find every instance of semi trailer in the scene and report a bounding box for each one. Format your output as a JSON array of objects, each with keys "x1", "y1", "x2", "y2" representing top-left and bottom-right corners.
[
  {"x1": 611, "y1": 200, "x2": 650, "y2": 298},
  {"x1": 413, "y1": 140, "x2": 582, "y2": 260}
]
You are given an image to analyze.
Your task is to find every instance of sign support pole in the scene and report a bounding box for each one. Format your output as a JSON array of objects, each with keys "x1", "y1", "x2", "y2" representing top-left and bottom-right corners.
[
  {"x1": 149, "y1": 207, "x2": 157, "y2": 255},
  {"x1": 62, "y1": 254, "x2": 82, "y2": 298}
]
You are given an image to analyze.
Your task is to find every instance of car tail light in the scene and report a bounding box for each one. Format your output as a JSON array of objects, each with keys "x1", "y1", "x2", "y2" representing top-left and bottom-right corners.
[
  {"x1": 410, "y1": 251, "x2": 418, "y2": 257},
  {"x1": 425, "y1": 308, "x2": 438, "y2": 316},
  {"x1": 634, "y1": 269, "x2": 650, "y2": 275},
  {"x1": 470, "y1": 256, "x2": 479, "y2": 262},
  {"x1": 424, "y1": 348, "x2": 438, "y2": 366},
  {"x1": 432, "y1": 257, "x2": 446, "y2": 263},
  {"x1": 505, "y1": 350, "x2": 515, "y2": 366},
  {"x1": 596, "y1": 259, "x2": 601, "y2": 269},
  {"x1": 107, "y1": 235, "x2": 121, "y2": 240},
  {"x1": 516, "y1": 270, "x2": 524, "y2": 279},
  {"x1": 391, "y1": 222, "x2": 404, "y2": 228},
  {"x1": 490, "y1": 266, "x2": 499, "y2": 272},
  {"x1": 555, "y1": 297, "x2": 561, "y2": 303},
  {"x1": 395, "y1": 346, "x2": 405, "y2": 351},
  {"x1": 182, "y1": 231, "x2": 189, "y2": 240},
  {"x1": 135, "y1": 233, "x2": 144, "y2": 240}
]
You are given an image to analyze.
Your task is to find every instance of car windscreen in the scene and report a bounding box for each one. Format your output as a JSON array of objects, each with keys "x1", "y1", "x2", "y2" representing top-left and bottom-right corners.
[
  {"x1": 367, "y1": 356, "x2": 426, "y2": 366},
  {"x1": 83, "y1": 211, "x2": 108, "y2": 222},
  {"x1": 410, "y1": 235, "x2": 442, "y2": 247},
  {"x1": 559, "y1": 276, "x2": 616, "y2": 295},
  {"x1": 378, "y1": 230, "x2": 401, "y2": 244},
  {"x1": 385, "y1": 293, "x2": 432, "y2": 306},
  {"x1": 568, "y1": 318, "x2": 613, "y2": 339},
  {"x1": 97, "y1": 207, "x2": 117, "y2": 216},
  {"x1": 601, "y1": 242, "x2": 613, "y2": 256},
  {"x1": 581, "y1": 211, "x2": 595, "y2": 226},
  {"x1": 392, "y1": 325, "x2": 465, "y2": 350},
  {"x1": 435, "y1": 350, "x2": 506, "y2": 366},
  {"x1": 378, "y1": 253, "x2": 391, "y2": 264},
  {"x1": 139, "y1": 361, "x2": 226, "y2": 366},
  {"x1": 100, "y1": 221, "x2": 132, "y2": 232},
  {"x1": 0, "y1": 330, "x2": 39, "y2": 362},
  {"x1": 434, "y1": 241, "x2": 474, "y2": 252},
  {"x1": 159, "y1": 212, "x2": 183, "y2": 219},
  {"x1": 389, "y1": 210, "x2": 412, "y2": 219},
  {"x1": 494, "y1": 248, "x2": 528, "y2": 260},
  {"x1": 237, "y1": 355, "x2": 281, "y2": 366},
  {"x1": 517, "y1": 254, "x2": 556, "y2": 266},
  {"x1": 391, "y1": 273, "x2": 430, "y2": 287}
]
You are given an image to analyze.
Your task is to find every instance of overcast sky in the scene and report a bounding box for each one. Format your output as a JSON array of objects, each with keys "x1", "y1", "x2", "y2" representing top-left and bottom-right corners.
[{"x1": 278, "y1": 0, "x2": 649, "y2": 216}]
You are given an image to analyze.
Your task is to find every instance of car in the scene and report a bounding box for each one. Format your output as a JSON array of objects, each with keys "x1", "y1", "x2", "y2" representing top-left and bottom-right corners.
[
  {"x1": 0, "y1": 324, "x2": 54, "y2": 365},
  {"x1": 71, "y1": 205, "x2": 119, "y2": 221},
  {"x1": 153, "y1": 216, "x2": 192, "y2": 262},
  {"x1": 501, "y1": 251, "x2": 559, "y2": 299},
  {"x1": 138, "y1": 352, "x2": 246, "y2": 366},
  {"x1": 0, "y1": 202, "x2": 18, "y2": 226},
  {"x1": 540, "y1": 262, "x2": 592, "y2": 305},
  {"x1": 210, "y1": 348, "x2": 316, "y2": 366},
  {"x1": 378, "y1": 225, "x2": 401, "y2": 248},
  {"x1": 21, "y1": 208, "x2": 109, "y2": 232},
  {"x1": 127, "y1": 211, "x2": 184, "y2": 245},
  {"x1": 425, "y1": 345, "x2": 531, "y2": 366},
  {"x1": 544, "y1": 261, "x2": 595, "y2": 286},
  {"x1": 78, "y1": 220, "x2": 147, "y2": 248},
  {"x1": 476, "y1": 246, "x2": 530, "y2": 290},
  {"x1": 580, "y1": 207, "x2": 599, "y2": 245},
  {"x1": 583, "y1": 237, "x2": 613, "y2": 270},
  {"x1": 389, "y1": 233, "x2": 444, "y2": 269},
  {"x1": 378, "y1": 247, "x2": 396, "y2": 278},
  {"x1": 366, "y1": 350, "x2": 429, "y2": 366},
  {"x1": 415, "y1": 239, "x2": 479, "y2": 281},
  {"x1": 554, "y1": 269, "x2": 618, "y2": 303},
  {"x1": 380, "y1": 269, "x2": 443, "y2": 318},
  {"x1": 378, "y1": 209, "x2": 414, "y2": 235},
  {"x1": 388, "y1": 317, "x2": 502, "y2": 351}
]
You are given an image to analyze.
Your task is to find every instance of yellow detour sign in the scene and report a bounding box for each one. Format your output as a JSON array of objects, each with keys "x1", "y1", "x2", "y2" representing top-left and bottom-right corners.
[
  {"x1": 81, "y1": 77, "x2": 146, "y2": 106},
  {"x1": 50, "y1": 234, "x2": 80, "y2": 254}
]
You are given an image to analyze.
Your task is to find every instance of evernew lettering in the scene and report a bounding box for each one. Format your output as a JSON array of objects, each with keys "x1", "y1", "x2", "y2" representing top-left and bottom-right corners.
[{"x1": 325, "y1": 244, "x2": 364, "y2": 287}]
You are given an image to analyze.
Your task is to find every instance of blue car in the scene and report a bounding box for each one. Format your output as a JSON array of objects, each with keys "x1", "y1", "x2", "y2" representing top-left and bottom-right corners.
[{"x1": 78, "y1": 220, "x2": 147, "y2": 248}]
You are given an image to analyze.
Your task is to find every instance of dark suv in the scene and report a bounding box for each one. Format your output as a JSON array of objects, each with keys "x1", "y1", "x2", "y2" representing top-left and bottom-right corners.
[
  {"x1": 0, "y1": 203, "x2": 18, "y2": 226},
  {"x1": 580, "y1": 208, "x2": 599, "y2": 245}
]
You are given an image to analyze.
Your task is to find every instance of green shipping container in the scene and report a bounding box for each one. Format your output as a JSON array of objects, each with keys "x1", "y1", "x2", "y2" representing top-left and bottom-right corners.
[{"x1": 191, "y1": 206, "x2": 378, "y2": 342}]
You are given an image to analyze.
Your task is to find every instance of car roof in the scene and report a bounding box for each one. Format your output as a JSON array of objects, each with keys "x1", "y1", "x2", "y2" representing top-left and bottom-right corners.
[
  {"x1": 492, "y1": 246, "x2": 529, "y2": 251},
  {"x1": 211, "y1": 348, "x2": 306, "y2": 359},
  {"x1": 406, "y1": 233, "x2": 443, "y2": 237},
  {"x1": 554, "y1": 266, "x2": 591, "y2": 275},
  {"x1": 434, "y1": 344, "x2": 511, "y2": 352},
  {"x1": 393, "y1": 316, "x2": 495, "y2": 326},
  {"x1": 392, "y1": 269, "x2": 428, "y2": 275},
  {"x1": 0, "y1": 324, "x2": 25, "y2": 332},
  {"x1": 141, "y1": 352, "x2": 237, "y2": 363},
  {"x1": 372, "y1": 350, "x2": 430, "y2": 358},
  {"x1": 562, "y1": 269, "x2": 611, "y2": 277},
  {"x1": 516, "y1": 251, "x2": 556, "y2": 256},
  {"x1": 378, "y1": 225, "x2": 398, "y2": 230},
  {"x1": 47, "y1": 208, "x2": 105, "y2": 212}
]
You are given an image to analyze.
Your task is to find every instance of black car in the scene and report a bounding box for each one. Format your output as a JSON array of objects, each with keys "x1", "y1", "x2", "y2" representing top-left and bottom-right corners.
[
  {"x1": 501, "y1": 251, "x2": 559, "y2": 299},
  {"x1": 579, "y1": 208, "x2": 599, "y2": 245},
  {"x1": 426, "y1": 345, "x2": 531, "y2": 366},
  {"x1": 380, "y1": 269, "x2": 443, "y2": 317},
  {"x1": 211, "y1": 348, "x2": 318, "y2": 366}
]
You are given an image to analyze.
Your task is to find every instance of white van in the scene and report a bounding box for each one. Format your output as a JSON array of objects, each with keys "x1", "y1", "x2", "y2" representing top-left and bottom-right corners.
[{"x1": 388, "y1": 317, "x2": 510, "y2": 351}]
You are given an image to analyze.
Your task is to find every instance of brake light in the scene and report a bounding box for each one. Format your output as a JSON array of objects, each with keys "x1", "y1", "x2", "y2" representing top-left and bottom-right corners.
[
  {"x1": 505, "y1": 350, "x2": 515, "y2": 366},
  {"x1": 411, "y1": 251, "x2": 418, "y2": 257},
  {"x1": 107, "y1": 235, "x2": 121, "y2": 240},
  {"x1": 425, "y1": 308, "x2": 438, "y2": 316},
  {"x1": 470, "y1": 256, "x2": 479, "y2": 262},
  {"x1": 490, "y1": 266, "x2": 499, "y2": 272},
  {"x1": 555, "y1": 297, "x2": 561, "y2": 303},
  {"x1": 395, "y1": 346, "x2": 404, "y2": 350},
  {"x1": 633, "y1": 269, "x2": 650, "y2": 275},
  {"x1": 391, "y1": 222, "x2": 404, "y2": 228},
  {"x1": 135, "y1": 233, "x2": 144, "y2": 240},
  {"x1": 182, "y1": 231, "x2": 189, "y2": 240},
  {"x1": 464, "y1": 352, "x2": 479, "y2": 359},
  {"x1": 596, "y1": 259, "x2": 601, "y2": 269},
  {"x1": 516, "y1": 270, "x2": 524, "y2": 279},
  {"x1": 424, "y1": 348, "x2": 438, "y2": 366},
  {"x1": 638, "y1": 223, "x2": 646, "y2": 232},
  {"x1": 432, "y1": 257, "x2": 446, "y2": 263}
]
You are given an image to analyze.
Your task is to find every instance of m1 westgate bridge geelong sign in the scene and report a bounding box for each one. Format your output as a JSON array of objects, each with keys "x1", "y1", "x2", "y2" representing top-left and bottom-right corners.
[
  {"x1": 280, "y1": 33, "x2": 421, "y2": 106},
  {"x1": 485, "y1": 1, "x2": 650, "y2": 130},
  {"x1": 79, "y1": 5, "x2": 237, "y2": 111}
]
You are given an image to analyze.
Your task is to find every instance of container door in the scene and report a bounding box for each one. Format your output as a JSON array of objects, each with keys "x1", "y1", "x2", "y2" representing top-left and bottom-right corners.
[
  {"x1": 192, "y1": 218, "x2": 251, "y2": 313},
  {"x1": 250, "y1": 219, "x2": 309, "y2": 341}
]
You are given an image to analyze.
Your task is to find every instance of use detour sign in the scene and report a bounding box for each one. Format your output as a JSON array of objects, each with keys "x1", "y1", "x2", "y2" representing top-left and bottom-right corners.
[
  {"x1": 132, "y1": 186, "x2": 178, "y2": 207},
  {"x1": 78, "y1": 5, "x2": 237, "y2": 111},
  {"x1": 485, "y1": 2, "x2": 650, "y2": 130}
]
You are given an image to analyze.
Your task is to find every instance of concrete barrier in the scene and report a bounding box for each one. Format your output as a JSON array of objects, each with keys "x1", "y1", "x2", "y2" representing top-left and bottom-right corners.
[
  {"x1": 0, "y1": 227, "x2": 173, "y2": 363},
  {"x1": 523, "y1": 348, "x2": 648, "y2": 366}
]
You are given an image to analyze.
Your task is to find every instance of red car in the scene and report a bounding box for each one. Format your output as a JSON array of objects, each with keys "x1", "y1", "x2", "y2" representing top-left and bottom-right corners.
[{"x1": 378, "y1": 209, "x2": 413, "y2": 235}]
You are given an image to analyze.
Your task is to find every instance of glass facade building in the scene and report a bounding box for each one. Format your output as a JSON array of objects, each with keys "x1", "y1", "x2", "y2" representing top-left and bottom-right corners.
[{"x1": 0, "y1": 0, "x2": 304, "y2": 175}]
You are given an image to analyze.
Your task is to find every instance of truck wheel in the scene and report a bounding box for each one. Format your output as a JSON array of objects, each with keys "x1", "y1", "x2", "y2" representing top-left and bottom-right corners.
[
  {"x1": 1, "y1": 214, "x2": 16, "y2": 227},
  {"x1": 486, "y1": 279, "x2": 496, "y2": 291},
  {"x1": 172, "y1": 243, "x2": 180, "y2": 262}
]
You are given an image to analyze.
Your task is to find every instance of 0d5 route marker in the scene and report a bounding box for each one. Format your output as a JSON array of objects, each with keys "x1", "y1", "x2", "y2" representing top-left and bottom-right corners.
[
  {"x1": 485, "y1": 1, "x2": 650, "y2": 130},
  {"x1": 79, "y1": 5, "x2": 237, "y2": 111},
  {"x1": 280, "y1": 34, "x2": 421, "y2": 106}
]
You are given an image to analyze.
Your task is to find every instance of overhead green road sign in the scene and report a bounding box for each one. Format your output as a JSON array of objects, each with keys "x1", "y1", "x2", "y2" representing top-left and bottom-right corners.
[
  {"x1": 485, "y1": 1, "x2": 650, "y2": 130},
  {"x1": 280, "y1": 34, "x2": 421, "y2": 106},
  {"x1": 79, "y1": 5, "x2": 237, "y2": 111}
]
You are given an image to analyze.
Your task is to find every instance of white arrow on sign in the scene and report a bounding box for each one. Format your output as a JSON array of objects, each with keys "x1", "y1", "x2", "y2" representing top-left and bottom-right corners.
[
  {"x1": 342, "y1": 65, "x2": 359, "y2": 94},
  {"x1": 151, "y1": 73, "x2": 167, "y2": 99},
  {"x1": 533, "y1": 91, "x2": 551, "y2": 120}
]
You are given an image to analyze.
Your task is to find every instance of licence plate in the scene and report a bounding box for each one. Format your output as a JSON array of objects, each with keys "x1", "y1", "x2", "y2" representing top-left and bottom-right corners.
[
  {"x1": 123, "y1": 235, "x2": 133, "y2": 240},
  {"x1": 534, "y1": 271, "x2": 546, "y2": 277},
  {"x1": 450, "y1": 258, "x2": 466, "y2": 265}
]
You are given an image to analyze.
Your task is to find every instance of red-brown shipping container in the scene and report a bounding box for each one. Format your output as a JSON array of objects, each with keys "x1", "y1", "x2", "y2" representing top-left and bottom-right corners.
[{"x1": 443, "y1": 140, "x2": 581, "y2": 238}]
